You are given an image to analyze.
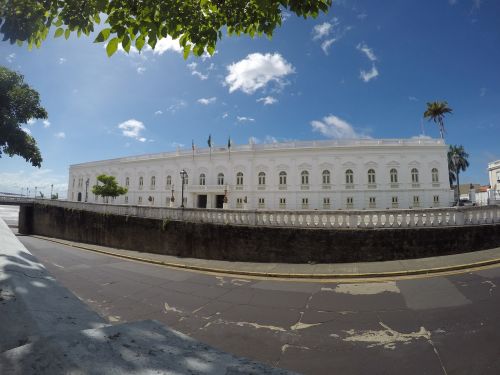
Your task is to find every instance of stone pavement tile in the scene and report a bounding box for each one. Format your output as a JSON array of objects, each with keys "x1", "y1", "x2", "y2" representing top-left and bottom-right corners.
[
  {"x1": 397, "y1": 277, "x2": 471, "y2": 310},
  {"x1": 193, "y1": 321, "x2": 289, "y2": 366},
  {"x1": 430, "y1": 325, "x2": 500, "y2": 375},
  {"x1": 250, "y1": 280, "x2": 321, "y2": 294},
  {"x1": 215, "y1": 304, "x2": 301, "y2": 330},
  {"x1": 279, "y1": 339, "x2": 444, "y2": 375},
  {"x1": 160, "y1": 280, "x2": 233, "y2": 299},
  {"x1": 248, "y1": 288, "x2": 312, "y2": 309},
  {"x1": 308, "y1": 289, "x2": 407, "y2": 313}
]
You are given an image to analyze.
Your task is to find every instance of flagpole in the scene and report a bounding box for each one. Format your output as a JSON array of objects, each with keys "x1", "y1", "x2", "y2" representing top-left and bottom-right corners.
[{"x1": 192, "y1": 140, "x2": 195, "y2": 161}]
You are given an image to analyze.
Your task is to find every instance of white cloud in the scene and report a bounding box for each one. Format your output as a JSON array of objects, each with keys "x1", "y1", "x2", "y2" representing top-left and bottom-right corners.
[
  {"x1": 117, "y1": 119, "x2": 146, "y2": 142},
  {"x1": 136, "y1": 66, "x2": 146, "y2": 74},
  {"x1": 54, "y1": 132, "x2": 66, "y2": 139},
  {"x1": 197, "y1": 97, "x2": 217, "y2": 105},
  {"x1": 152, "y1": 36, "x2": 183, "y2": 55},
  {"x1": 257, "y1": 96, "x2": 278, "y2": 105},
  {"x1": 154, "y1": 110, "x2": 163, "y2": 115},
  {"x1": 311, "y1": 115, "x2": 368, "y2": 139},
  {"x1": 313, "y1": 22, "x2": 332, "y2": 40},
  {"x1": 357, "y1": 42, "x2": 377, "y2": 61},
  {"x1": 411, "y1": 134, "x2": 432, "y2": 140},
  {"x1": 167, "y1": 100, "x2": 187, "y2": 113},
  {"x1": 21, "y1": 127, "x2": 31, "y2": 135},
  {"x1": 408, "y1": 96, "x2": 418, "y2": 102},
  {"x1": 222, "y1": 112, "x2": 229, "y2": 119},
  {"x1": 43, "y1": 120, "x2": 51, "y2": 128},
  {"x1": 264, "y1": 135, "x2": 278, "y2": 143},
  {"x1": 6, "y1": 53, "x2": 15, "y2": 63},
  {"x1": 225, "y1": 53, "x2": 295, "y2": 94},
  {"x1": 27, "y1": 118, "x2": 36, "y2": 125},
  {"x1": 321, "y1": 39, "x2": 337, "y2": 55},
  {"x1": 237, "y1": 116, "x2": 255, "y2": 122},
  {"x1": 0, "y1": 169, "x2": 68, "y2": 198},
  {"x1": 58, "y1": 57, "x2": 67, "y2": 64},
  {"x1": 480, "y1": 87, "x2": 487, "y2": 97},
  {"x1": 248, "y1": 135, "x2": 279, "y2": 144},
  {"x1": 360, "y1": 65, "x2": 379, "y2": 82},
  {"x1": 170, "y1": 142, "x2": 185, "y2": 148},
  {"x1": 187, "y1": 61, "x2": 209, "y2": 80}
]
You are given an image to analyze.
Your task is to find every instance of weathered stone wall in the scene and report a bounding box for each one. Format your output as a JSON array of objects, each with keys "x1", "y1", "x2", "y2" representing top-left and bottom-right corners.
[{"x1": 28, "y1": 203, "x2": 500, "y2": 263}]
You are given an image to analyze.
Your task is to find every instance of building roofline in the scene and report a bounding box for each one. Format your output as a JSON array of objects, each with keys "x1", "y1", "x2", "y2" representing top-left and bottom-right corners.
[{"x1": 69, "y1": 138, "x2": 447, "y2": 169}]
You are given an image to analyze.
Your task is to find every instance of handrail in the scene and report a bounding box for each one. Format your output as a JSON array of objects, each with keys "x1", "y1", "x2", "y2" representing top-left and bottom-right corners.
[{"x1": 21, "y1": 199, "x2": 500, "y2": 229}]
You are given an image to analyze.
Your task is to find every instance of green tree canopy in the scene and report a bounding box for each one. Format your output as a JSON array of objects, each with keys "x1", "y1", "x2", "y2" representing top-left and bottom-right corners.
[
  {"x1": 0, "y1": 65, "x2": 46, "y2": 167},
  {"x1": 92, "y1": 174, "x2": 128, "y2": 203},
  {"x1": 0, "y1": 0, "x2": 331, "y2": 57},
  {"x1": 424, "y1": 101, "x2": 453, "y2": 139}
]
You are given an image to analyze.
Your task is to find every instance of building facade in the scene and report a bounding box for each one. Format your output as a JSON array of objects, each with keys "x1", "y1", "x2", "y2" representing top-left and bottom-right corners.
[{"x1": 68, "y1": 138, "x2": 453, "y2": 210}]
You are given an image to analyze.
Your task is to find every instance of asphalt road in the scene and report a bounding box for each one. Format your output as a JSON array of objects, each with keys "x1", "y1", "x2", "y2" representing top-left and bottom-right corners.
[{"x1": 3, "y1": 206, "x2": 500, "y2": 374}]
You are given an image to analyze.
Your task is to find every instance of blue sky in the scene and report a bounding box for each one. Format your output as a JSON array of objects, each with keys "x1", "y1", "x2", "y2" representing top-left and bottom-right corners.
[{"x1": 1, "y1": 0, "x2": 499, "y2": 197}]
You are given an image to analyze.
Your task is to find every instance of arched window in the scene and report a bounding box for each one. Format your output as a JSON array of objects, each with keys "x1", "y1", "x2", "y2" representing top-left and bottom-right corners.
[
  {"x1": 368, "y1": 169, "x2": 376, "y2": 184},
  {"x1": 139, "y1": 176, "x2": 144, "y2": 187},
  {"x1": 322, "y1": 170, "x2": 331, "y2": 184},
  {"x1": 431, "y1": 168, "x2": 439, "y2": 183},
  {"x1": 279, "y1": 171, "x2": 287, "y2": 185},
  {"x1": 411, "y1": 168, "x2": 419, "y2": 183},
  {"x1": 345, "y1": 169, "x2": 354, "y2": 184},
  {"x1": 151, "y1": 176, "x2": 156, "y2": 188},
  {"x1": 166, "y1": 175, "x2": 171, "y2": 186},
  {"x1": 199, "y1": 173, "x2": 206, "y2": 185},
  {"x1": 125, "y1": 177, "x2": 130, "y2": 186},
  {"x1": 258, "y1": 172, "x2": 266, "y2": 185},
  {"x1": 301, "y1": 170, "x2": 309, "y2": 185},
  {"x1": 217, "y1": 173, "x2": 224, "y2": 185},
  {"x1": 236, "y1": 172, "x2": 244, "y2": 185},
  {"x1": 390, "y1": 169, "x2": 398, "y2": 183},
  {"x1": 183, "y1": 173, "x2": 188, "y2": 185}
]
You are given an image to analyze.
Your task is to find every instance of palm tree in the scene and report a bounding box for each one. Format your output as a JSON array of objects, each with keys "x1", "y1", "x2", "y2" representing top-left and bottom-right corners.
[
  {"x1": 447, "y1": 145, "x2": 470, "y2": 202},
  {"x1": 424, "y1": 101, "x2": 453, "y2": 139}
]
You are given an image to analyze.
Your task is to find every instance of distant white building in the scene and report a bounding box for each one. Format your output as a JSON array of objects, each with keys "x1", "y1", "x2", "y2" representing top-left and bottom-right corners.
[
  {"x1": 68, "y1": 138, "x2": 453, "y2": 210},
  {"x1": 487, "y1": 160, "x2": 500, "y2": 205}
]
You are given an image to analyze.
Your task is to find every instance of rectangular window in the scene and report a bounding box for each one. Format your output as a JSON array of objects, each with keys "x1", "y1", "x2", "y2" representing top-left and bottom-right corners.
[
  {"x1": 413, "y1": 195, "x2": 420, "y2": 207},
  {"x1": 323, "y1": 197, "x2": 331, "y2": 209},
  {"x1": 279, "y1": 197, "x2": 286, "y2": 208},
  {"x1": 124, "y1": 196, "x2": 128, "y2": 204},
  {"x1": 138, "y1": 196, "x2": 142, "y2": 204},
  {"x1": 301, "y1": 197, "x2": 309, "y2": 209},
  {"x1": 369, "y1": 197, "x2": 376, "y2": 208},
  {"x1": 392, "y1": 196, "x2": 399, "y2": 208},
  {"x1": 433, "y1": 195, "x2": 440, "y2": 207},
  {"x1": 236, "y1": 197, "x2": 243, "y2": 208},
  {"x1": 258, "y1": 197, "x2": 265, "y2": 208},
  {"x1": 346, "y1": 197, "x2": 353, "y2": 208}
]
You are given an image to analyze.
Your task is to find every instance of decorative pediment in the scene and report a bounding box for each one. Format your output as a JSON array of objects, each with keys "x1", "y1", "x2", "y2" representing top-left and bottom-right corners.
[
  {"x1": 276, "y1": 164, "x2": 289, "y2": 171},
  {"x1": 297, "y1": 162, "x2": 313, "y2": 170},
  {"x1": 319, "y1": 162, "x2": 333, "y2": 170},
  {"x1": 408, "y1": 160, "x2": 420, "y2": 167},
  {"x1": 364, "y1": 161, "x2": 378, "y2": 167},
  {"x1": 341, "y1": 161, "x2": 356, "y2": 168},
  {"x1": 386, "y1": 160, "x2": 400, "y2": 167},
  {"x1": 255, "y1": 164, "x2": 270, "y2": 172}
]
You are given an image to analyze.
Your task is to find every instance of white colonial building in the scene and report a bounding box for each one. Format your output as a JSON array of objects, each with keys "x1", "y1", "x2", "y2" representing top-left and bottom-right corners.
[{"x1": 68, "y1": 138, "x2": 453, "y2": 210}]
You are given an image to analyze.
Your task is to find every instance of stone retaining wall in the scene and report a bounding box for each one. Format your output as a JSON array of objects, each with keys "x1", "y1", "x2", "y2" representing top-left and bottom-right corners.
[{"x1": 20, "y1": 203, "x2": 500, "y2": 263}]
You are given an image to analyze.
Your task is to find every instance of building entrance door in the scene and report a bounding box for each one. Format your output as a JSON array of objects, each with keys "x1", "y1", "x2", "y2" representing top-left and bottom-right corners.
[
  {"x1": 77, "y1": 192, "x2": 82, "y2": 202},
  {"x1": 197, "y1": 195, "x2": 207, "y2": 208},
  {"x1": 215, "y1": 195, "x2": 225, "y2": 209}
]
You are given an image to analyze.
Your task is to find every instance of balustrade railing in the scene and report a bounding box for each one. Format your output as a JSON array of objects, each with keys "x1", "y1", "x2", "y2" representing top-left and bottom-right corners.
[{"x1": 19, "y1": 199, "x2": 500, "y2": 229}]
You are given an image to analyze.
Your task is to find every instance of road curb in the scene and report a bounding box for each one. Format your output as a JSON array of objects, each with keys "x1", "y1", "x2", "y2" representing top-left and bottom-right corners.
[{"x1": 31, "y1": 235, "x2": 500, "y2": 280}]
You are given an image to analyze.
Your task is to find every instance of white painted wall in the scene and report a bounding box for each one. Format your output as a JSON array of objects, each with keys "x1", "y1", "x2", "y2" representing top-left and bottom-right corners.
[{"x1": 68, "y1": 138, "x2": 454, "y2": 210}]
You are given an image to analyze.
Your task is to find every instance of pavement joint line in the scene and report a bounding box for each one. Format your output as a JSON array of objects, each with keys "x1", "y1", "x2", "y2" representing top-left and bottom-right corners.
[{"x1": 30, "y1": 235, "x2": 500, "y2": 282}]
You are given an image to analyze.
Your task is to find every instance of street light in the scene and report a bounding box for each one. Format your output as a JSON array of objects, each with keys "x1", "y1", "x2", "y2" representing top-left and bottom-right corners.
[
  {"x1": 50, "y1": 184, "x2": 53, "y2": 199},
  {"x1": 452, "y1": 153, "x2": 460, "y2": 205},
  {"x1": 34, "y1": 186, "x2": 37, "y2": 199},
  {"x1": 180, "y1": 170, "x2": 187, "y2": 208},
  {"x1": 85, "y1": 178, "x2": 89, "y2": 202}
]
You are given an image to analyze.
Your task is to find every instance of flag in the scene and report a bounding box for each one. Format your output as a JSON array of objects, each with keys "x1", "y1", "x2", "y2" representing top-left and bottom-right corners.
[
  {"x1": 228, "y1": 136, "x2": 232, "y2": 160},
  {"x1": 192, "y1": 140, "x2": 195, "y2": 160},
  {"x1": 207, "y1": 134, "x2": 212, "y2": 148}
]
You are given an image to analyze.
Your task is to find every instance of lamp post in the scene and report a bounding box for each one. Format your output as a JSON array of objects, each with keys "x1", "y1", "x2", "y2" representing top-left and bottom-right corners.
[
  {"x1": 85, "y1": 178, "x2": 89, "y2": 202},
  {"x1": 452, "y1": 153, "x2": 460, "y2": 205},
  {"x1": 180, "y1": 170, "x2": 187, "y2": 208},
  {"x1": 34, "y1": 186, "x2": 37, "y2": 199},
  {"x1": 50, "y1": 184, "x2": 53, "y2": 199}
]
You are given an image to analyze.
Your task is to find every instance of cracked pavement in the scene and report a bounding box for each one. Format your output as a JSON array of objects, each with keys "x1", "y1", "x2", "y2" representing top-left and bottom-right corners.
[{"x1": 15, "y1": 234, "x2": 500, "y2": 375}]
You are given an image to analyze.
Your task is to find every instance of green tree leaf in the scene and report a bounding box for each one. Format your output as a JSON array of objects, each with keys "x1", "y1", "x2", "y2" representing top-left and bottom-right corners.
[
  {"x1": 54, "y1": 28, "x2": 64, "y2": 38},
  {"x1": 94, "y1": 28, "x2": 111, "y2": 43},
  {"x1": 64, "y1": 28, "x2": 71, "y2": 40},
  {"x1": 106, "y1": 37, "x2": 119, "y2": 56}
]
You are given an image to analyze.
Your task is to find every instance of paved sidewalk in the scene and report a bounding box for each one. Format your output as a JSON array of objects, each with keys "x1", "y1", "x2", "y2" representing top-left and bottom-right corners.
[{"x1": 33, "y1": 235, "x2": 500, "y2": 280}]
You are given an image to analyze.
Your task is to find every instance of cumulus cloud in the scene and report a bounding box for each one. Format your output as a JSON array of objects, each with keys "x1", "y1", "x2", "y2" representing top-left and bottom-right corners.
[
  {"x1": 27, "y1": 118, "x2": 36, "y2": 126},
  {"x1": 154, "y1": 110, "x2": 163, "y2": 115},
  {"x1": 408, "y1": 96, "x2": 418, "y2": 102},
  {"x1": 321, "y1": 39, "x2": 337, "y2": 55},
  {"x1": 21, "y1": 127, "x2": 31, "y2": 135},
  {"x1": 257, "y1": 96, "x2": 278, "y2": 105},
  {"x1": 222, "y1": 112, "x2": 229, "y2": 119},
  {"x1": 58, "y1": 57, "x2": 67, "y2": 64},
  {"x1": 357, "y1": 42, "x2": 377, "y2": 61},
  {"x1": 6, "y1": 53, "x2": 15, "y2": 63},
  {"x1": 187, "y1": 62, "x2": 209, "y2": 80},
  {"x1": 360, "y1": 65, "x2": 379, "y2": 82},
  {"x1": 197, "y1": 97, "x2": 217, "y2": 105},
  {"x1": 311, "y1": 115, "x2": 368, "y2": 139},
  {"x1": 136, "y1": 66, "x2": 146, "y2": 74},
  {"x1": 152, "y1": 36, "x2": 183, "y2": 55},
  {"x1": 54, "y1": 132, "x2": 66, "y2": 139},
  {"x1": 313, "y1": 22, "x2": 332, "y2": 40},
  {"x1": 237, "y1": 116, "x2": 255, "y2": 123},
  {"x1": 167, "y1": 100, "x2": 187, "y2": 113},
  {"x1": 225, "y1": 53, "x2": 294, "y2": 94},
  {"x1": 117, "y1": 119, "x2": 146, "y2": 142},
  {"x1": 43, "y1": 120, "x2": 51, "y2": 128}
]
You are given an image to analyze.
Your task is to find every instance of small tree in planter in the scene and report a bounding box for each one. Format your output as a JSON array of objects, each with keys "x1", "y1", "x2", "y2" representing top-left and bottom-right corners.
[{"x1": 92, "y1": 174, "x2": 127, "y2": 204}]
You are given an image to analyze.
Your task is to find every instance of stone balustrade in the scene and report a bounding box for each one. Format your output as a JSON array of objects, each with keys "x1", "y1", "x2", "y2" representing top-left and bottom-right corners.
[{"x1": 18, "y1": 199, "x2": 500, "y2": 229}]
